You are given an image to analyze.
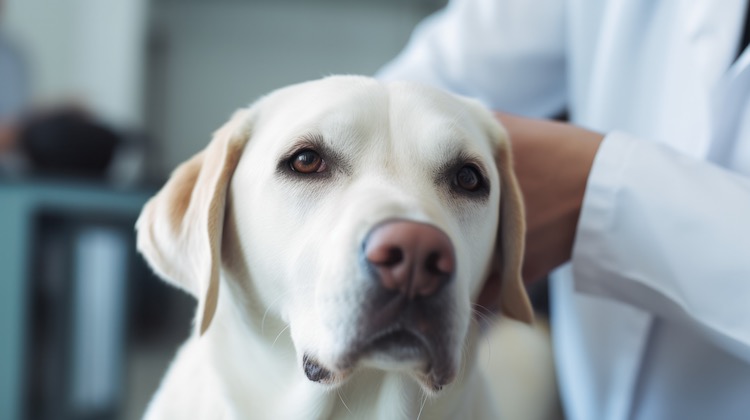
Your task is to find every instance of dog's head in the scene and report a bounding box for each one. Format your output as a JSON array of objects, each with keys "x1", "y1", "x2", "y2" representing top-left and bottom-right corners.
[{"x1": 137, "y1": 76, "x2": 532, "y2": 394}]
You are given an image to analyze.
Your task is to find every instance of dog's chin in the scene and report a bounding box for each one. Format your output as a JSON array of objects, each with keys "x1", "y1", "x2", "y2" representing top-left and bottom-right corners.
[{"x1": 302, "y1": 330, "x2": 456, "y2": 394}]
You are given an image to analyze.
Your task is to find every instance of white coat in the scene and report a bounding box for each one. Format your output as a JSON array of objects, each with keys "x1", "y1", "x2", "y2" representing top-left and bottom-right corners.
[{"x1": 377, "y1": 1, "x2": 750, "y2": 419}]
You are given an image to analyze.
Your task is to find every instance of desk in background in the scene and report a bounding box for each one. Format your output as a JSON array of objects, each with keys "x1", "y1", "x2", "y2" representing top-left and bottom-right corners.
[{"x1": 0, "y1": 179, "x2": 153, "y2": 420}]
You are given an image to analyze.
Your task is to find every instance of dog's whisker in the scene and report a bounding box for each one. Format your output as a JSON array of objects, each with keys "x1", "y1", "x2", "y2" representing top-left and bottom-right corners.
[
  {"x1": 261, "y1": 289, "x2": 295, "y2": 335},
  {"x1": 470, "y1": 301, "x2": 494, "y2": 313},
  {"x1": 459, "y1": 343, "x2": 469, "y2": 385},
  {"x1": 337, "y1": 390, "x2": 353, "y2": 415},
  {"x1": 470, "y1": 305, "x2": 500, "y2": 370},
  {"x1": 482, "y1": 320, "x2": 494, "y2": 368},
  {"x1": 271, "y1": 324, "x2": 291, "y2": 349},
  {"x1": 416, "y1": 389, "x2": 428, "y2": 420},
  {"x1": 455, "y1": 328, "x2": 472, "y2": 386},
  {"x1": 470, "y1": 303, "x2": 496, "y2": 327},
  {"x1": 471, "y1": 311, "x2": 493, "y2": 329},
  {"x1": 470, "y1": 316, "x2": 495, "y2": 374},
  {"x1": 471, "y1": 304, "x2": 497, "y2": 331}
]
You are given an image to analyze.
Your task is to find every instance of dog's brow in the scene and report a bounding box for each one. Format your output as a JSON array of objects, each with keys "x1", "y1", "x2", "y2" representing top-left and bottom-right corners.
[
  {"x1": 436, "y1": 149, "x2": 487, "y2": 176},
  {"x1": 284, "y1": 133, "x2": 326, "y2": 155},
  {"x1": 430, "y1": 137, "x2": 480, "y2": 169}
]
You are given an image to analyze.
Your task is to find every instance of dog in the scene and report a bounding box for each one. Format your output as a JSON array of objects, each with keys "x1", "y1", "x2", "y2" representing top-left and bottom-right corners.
[{"x1": 136, "y1": 75, "x2": 543, "y2": 419}]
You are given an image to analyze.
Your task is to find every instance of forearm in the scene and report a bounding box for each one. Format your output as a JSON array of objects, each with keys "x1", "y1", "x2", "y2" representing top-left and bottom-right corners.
[{"x1": 495, "y1": 113, "x2": 603, "y2": 282}]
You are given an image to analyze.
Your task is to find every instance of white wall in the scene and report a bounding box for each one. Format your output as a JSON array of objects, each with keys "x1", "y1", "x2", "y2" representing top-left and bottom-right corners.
[
  {"x1": 146, "y1": 0, "x2": 434, "y2": 176},
  {"x1": 3, "y1": 0, "x2": 441, "y2": 177},
  {"x1": 4, "y1": 0, "x2": 148, "y2": 128}
]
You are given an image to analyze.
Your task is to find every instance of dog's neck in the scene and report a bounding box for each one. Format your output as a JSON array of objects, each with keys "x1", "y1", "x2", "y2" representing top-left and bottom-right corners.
[{"x1": 196, "y1": 282, "x2": 497, "y2": 419}]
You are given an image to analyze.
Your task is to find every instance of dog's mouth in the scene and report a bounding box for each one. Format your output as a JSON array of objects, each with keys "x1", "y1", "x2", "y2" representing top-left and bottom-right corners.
[
  {"x1": 301, "y1": 278, "x2": 459, "y2": 393},
  {"x1": 302, "y1": 326, "x2": 455, "y2": 393},
  {"x1": 364, "y1": 327, "x2": 429, "y2": 360}
]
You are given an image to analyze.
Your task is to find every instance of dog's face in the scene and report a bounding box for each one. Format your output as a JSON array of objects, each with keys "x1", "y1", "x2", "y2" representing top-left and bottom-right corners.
[{"x1": 137, "y1": 76, "x2": 532, "y2": 395}]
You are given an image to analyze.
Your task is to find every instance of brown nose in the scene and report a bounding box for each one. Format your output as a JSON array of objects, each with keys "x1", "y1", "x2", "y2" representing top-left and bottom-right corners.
[{"x1": 364, "y1": 221, "x2": 455, "y2": 298}]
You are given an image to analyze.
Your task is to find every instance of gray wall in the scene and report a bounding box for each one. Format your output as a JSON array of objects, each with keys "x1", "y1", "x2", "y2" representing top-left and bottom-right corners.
[
  {"x1": 145, "y1": 0, "x2": 443, "y2": 176},
  {"x1": 4, "y1": 0, "x2": 148, "y2": 127}
]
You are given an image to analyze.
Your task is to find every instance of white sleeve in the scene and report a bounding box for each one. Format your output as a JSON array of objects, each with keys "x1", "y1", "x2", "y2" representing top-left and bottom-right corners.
[
  {"x1": 376, "y1": 0, "x2": 567, "y2": 117},
  {"x1": 572, "y1": 132, "x2": 750, "y2": 362}
]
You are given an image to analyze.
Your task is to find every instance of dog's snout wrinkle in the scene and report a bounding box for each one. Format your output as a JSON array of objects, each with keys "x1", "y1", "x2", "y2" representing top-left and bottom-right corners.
[{"x1": 364, "y1": 221, "x2": 455, "y2": 298}]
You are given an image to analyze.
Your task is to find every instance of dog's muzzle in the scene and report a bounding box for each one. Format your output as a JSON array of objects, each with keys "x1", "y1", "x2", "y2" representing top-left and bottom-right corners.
[
  {"x1": 315, "y1": 220, "x2": 459, "y2": 389},
  {"x1": 302, "y1": 220, "x2": 459, "y2": 391}
]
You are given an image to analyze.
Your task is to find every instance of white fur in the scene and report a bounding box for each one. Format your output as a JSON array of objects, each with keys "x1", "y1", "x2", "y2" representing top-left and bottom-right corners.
[{"x1": 137, "y1": 76, "x2": 553, "y2": 420}]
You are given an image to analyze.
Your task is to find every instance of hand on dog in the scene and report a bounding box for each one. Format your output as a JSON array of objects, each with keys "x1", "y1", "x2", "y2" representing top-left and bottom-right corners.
[{"x1": 477, "y1": 113, "x2": 603, "y2": 309}]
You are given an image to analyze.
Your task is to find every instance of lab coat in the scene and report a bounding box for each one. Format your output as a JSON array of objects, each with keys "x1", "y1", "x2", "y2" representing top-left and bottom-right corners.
[{"x1": 377, "y1": 1, "x2": 750, "y2": 419}]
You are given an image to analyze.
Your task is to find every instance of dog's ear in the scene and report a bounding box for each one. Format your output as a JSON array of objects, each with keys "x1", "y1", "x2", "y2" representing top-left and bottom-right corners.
[
  {"x1": 136, "y1": 108, "x2": 254, "y2": 335},
  {"x1": 463, "y1": 99, "x2": 534, "y2": 324},
  {"x1": 493, "y1": 134, "x2": 534, "y2": 324}
]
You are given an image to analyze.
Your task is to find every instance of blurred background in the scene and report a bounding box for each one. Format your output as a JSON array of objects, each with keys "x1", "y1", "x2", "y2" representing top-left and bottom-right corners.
[{"x1": 0, "y1": 0, "x2": 446, "y2": 419}]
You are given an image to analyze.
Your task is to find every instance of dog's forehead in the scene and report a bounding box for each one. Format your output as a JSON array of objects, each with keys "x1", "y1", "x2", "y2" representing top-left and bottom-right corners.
[
  {"x1": 384, "y1": 82, "x2": 491, "y2": 156},
  {"x1": 252, "y1": 76, "x2": 491, "y2": 156}
]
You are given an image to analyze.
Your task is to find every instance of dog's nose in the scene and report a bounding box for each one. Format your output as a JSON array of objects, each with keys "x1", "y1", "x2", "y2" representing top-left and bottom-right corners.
[{"x1": 364, "y1": 221, "x2": 455, "y2": 298}]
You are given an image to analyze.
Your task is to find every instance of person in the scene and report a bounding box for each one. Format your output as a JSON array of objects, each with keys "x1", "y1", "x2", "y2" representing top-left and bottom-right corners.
[{"x1": 377, "y1": 1, "x2": 750, "y2": 419}]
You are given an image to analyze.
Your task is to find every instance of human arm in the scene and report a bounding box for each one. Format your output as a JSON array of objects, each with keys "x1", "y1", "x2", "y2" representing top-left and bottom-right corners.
[
  {"x1": 497, "y1": 114, "x2": 750, "y2": 362},
  {"x1": 378, "y1": 0, "x2": 750, "y2": 362},
  {"x1": 496, "y1": 113, "x2": 603, "y2": 283},
  {"x1": 571, "y1": 131, "x2": 750, "y2": 362}
]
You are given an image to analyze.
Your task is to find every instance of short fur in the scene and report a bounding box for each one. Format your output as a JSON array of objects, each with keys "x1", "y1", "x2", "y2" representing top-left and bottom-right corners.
[{"x1": 137, "y1": 76, "x2": 539, "y2": 419}]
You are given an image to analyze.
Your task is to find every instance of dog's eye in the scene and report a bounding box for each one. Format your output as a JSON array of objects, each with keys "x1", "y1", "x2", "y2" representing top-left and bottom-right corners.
[
  {"x1": 454, "y1": 165, "x2": 483, "y2": 192},
  {"x1": 289, "y1": 150, "x2": 327, "y2": 174}
]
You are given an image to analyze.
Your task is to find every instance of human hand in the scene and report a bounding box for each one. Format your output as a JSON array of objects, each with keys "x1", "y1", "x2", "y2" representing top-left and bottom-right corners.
[
  {"x1": 499, "y1": 113, "x2": 603, "y2": 283},
  {"x1": 477, "y1": 113, "x2": 603, "y2": 314}
]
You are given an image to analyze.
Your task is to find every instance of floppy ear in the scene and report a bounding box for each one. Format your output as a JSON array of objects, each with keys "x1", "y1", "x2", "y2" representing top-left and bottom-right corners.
[
  {"x1": 493, "y1": 133, "x2": 534, "y2": 324},
  {"x1": 136, "y1": 108, "x2": 254, "y2": 335},
  {"x1": 463, "y1": 99, "x2": 534, "y2": 324}
]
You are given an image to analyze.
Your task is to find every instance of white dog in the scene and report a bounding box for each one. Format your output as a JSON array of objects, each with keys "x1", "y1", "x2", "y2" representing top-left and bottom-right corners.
[{"x1": 136, "y1": 76, "x2": 544, "y2": 419}]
